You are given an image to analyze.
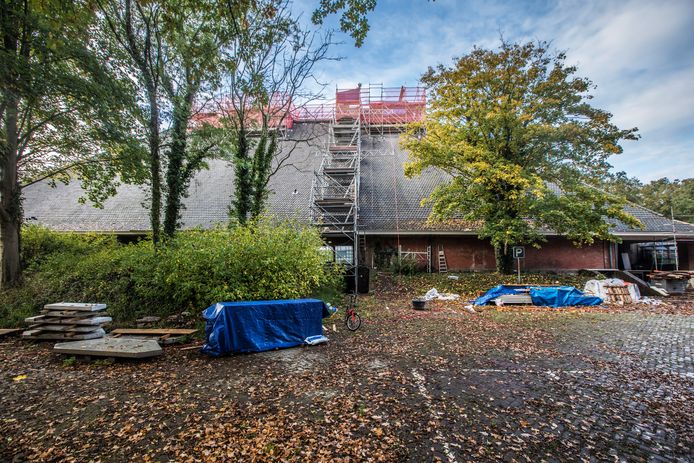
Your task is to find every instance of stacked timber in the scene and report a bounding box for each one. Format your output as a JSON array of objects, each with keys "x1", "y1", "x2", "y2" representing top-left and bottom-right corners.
[
  {"x1": 22, "y1": 303, "x2": 110, "y2": 341},
  {"x1": 647, "y1": 270, "x2": 693, "y2": 280},
  {"x1": 648, "y1": 270, "x2": 692, "y2": 295}
]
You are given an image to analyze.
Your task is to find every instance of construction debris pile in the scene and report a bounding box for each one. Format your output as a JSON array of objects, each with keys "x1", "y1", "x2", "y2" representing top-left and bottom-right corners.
[
  {"x1": 22, "y1": 302, "x2": 111, "y2": 341},
  {"x1": 647, "y1": 270, "x2": 693, "y2": 295},
  {"x1": 474, "y1": 285, "x2": 602, "y2": 308},
  {"x1": 584, "y1": 279, "x2": 641, "y2": 304},
  {"x1": 647, "y1": 270, "x2": 694, "y2": 280}
]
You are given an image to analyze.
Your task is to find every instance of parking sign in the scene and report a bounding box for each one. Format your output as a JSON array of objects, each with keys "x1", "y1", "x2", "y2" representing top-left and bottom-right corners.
[{"x1": 512, "y1": 246, "x2": 525, "y2": 259}]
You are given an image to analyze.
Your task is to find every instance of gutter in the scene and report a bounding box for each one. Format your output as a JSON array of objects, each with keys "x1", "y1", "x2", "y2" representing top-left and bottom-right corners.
[{"x1": 361, "y1": 230, "x2": 694, "y2": 240}]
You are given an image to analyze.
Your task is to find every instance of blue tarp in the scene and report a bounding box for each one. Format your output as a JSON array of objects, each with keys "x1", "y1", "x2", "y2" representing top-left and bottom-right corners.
[
  {"x1": 201, "y1": 299, "x2": 331, "y2": 356},
  {"x1": 529, "y1": 286, "x2": 602, "y2": 307},
  {"x1": 473, "y1": 285, "x2": 526, "y2": 306},
  {"x1": 474, "y1": 285, "x2": 603, "y2": 308}
]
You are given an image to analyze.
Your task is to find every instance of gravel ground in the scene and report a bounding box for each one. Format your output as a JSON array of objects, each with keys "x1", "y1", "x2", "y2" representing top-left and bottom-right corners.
[{"x1": 1, "y1": 290, "x2": 692, "y2": 462}]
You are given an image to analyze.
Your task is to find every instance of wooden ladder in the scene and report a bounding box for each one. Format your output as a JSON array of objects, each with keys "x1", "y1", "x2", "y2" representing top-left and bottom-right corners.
[
  {"x1": 358, "y1": 235, "x2": 366, "y2": 264},
  {"x1": 438, "y1": 247, "x2": 448, "y2": 273}
]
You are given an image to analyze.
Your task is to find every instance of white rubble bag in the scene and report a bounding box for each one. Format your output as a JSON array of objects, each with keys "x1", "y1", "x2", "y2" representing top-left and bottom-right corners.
[{"x1": 584, "y1": 279, "x2": 640, "y2": 303}]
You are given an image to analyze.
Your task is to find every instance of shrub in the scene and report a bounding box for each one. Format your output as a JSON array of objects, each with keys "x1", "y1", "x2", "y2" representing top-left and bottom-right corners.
[
  {"x1": 389, "y1": 255, "x2": 420, "y2": 276},
  {"x1": 0, "y1": 221, "x2": 342, "y2": 326}
]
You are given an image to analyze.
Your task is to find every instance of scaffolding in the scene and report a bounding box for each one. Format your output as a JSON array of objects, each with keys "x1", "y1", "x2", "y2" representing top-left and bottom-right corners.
[
  {"x1": 398, "y1": 245, "x2": 432, "y2": 273},
  {"x1": 192, "y1": 84, "x2": 426, "y2": 135},
  {"x1": 294, "y1": 84, "x2": 426, "y2": 129},
  {"x1": 309, "y1": 104, "x2": 362, "y2": 265},
  {"x1": 309, "y1": 84, "x2": 426, "y2": 277}
]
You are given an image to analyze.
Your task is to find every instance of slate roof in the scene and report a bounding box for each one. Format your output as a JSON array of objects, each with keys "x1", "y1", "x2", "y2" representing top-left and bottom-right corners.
[{"x1": 22, "y1": 122, "x2": 694, "y2": 238}]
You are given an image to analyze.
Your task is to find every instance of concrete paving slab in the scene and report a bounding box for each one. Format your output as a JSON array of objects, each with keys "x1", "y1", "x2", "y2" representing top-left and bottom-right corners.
[
  {"x1": 0, "y1": 328, "x2": 22, "y2": 337},
  {"x1": 39, "y1": 310, "x2": 105, "y2": 318},
  {"x1": 53, "y1": 337, "x2": 163, "y2": 358},
  {"x1": 25, "y1": 316, "x2": 112, "y2": 325},
  {"x1": 27, "y1": 324, "x2": 102, "y2": 333},
  {"x1": 22, "y1": 328, "x2": 105, "y2": 340},
  {"x1": 43, "y1": 303, "x2": 107, "y2": 312}
]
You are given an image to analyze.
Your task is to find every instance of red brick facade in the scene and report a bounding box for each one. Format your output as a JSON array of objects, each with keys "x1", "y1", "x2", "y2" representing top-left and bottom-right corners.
[{"x1": 364, "y1": 235, "x2": 609, "y2": 271}]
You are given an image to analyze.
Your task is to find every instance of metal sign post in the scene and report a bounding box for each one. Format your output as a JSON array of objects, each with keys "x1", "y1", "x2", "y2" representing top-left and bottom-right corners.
[{"x1": 512, "y1": 246, "x2": 525, "y2": 284}]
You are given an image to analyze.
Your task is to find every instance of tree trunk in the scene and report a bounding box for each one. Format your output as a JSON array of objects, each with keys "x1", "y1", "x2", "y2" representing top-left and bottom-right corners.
[
  {"x1": 147, "y1": 90, "x2": 162, "y2": 245},
  {"x1": 232, "y1": 127, "x2": 252, "y2": 224},
  {"x1": 495, "y1": 245, "x2": 513, "y2": 274},
  {"x1": 250, "y1": 130, "x2": 276, "y2": 219},
  {"x1": 163, "y1": 96, "x2": 192, "y2": 237},
  {"x1": 1, "y1": 92, "x2": 22, "y2": 287}
]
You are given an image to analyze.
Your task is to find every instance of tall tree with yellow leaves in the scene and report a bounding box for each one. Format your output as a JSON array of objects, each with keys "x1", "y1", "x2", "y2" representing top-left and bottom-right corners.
[{"x1": 403, "y1": 41, "x2": 641, "y2": 273}]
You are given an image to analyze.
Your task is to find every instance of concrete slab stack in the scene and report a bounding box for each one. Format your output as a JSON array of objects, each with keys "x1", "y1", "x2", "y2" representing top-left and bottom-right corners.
[
  {"x1": 22, "y1": 302, "x2": 111, "y2": 341},
  {"x1": 53, "y1": 337, "x2": 162, "y2": 358}
]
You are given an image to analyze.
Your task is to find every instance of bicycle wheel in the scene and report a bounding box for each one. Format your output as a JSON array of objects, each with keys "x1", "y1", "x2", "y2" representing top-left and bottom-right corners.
[{"x1": 345, "y1": 312, "x2": 362, "y2": 331}]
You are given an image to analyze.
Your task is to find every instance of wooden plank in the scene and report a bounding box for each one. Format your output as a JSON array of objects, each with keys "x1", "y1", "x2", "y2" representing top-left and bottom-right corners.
[
  {"x1": 110, "y1": 328, "x2": 197, "y2": 336},
  {"x1": 43, "y1": 302, "x2": 107, "y2": 312}
]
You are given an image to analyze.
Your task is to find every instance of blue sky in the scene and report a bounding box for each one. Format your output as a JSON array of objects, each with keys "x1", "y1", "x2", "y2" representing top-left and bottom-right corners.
[{"x1": 298, "y1": 0, "x2": 694, "y2": 182}]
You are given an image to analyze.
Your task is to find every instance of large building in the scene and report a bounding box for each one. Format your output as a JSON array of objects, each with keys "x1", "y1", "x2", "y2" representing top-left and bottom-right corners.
[{"x1": 22, "y1": 85, "x2": 694, "y2": 274}]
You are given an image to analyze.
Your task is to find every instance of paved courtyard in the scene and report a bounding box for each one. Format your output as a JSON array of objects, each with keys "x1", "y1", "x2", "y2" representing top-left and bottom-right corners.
[{"x1": 1, "y1": 297, "x2": 693, "y2": 462}]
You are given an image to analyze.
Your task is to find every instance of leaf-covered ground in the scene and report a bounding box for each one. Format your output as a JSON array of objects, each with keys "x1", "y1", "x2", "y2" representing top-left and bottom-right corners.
[{"x1": 1, "y1": 275, "x2": 693, "y2": 462}]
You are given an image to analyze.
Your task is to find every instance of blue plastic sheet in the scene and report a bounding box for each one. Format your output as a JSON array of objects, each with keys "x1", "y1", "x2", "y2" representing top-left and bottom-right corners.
[
  {"x1": 473, "y1": 285, "x2": 527, "y2": 306},
  {"x1": 474, "y1": 285, "x2": 602, "y2": 307},
  {"x1": 201, "y1": 299, "x2": 331, "y2": 356},
  {"x1": 529, "y1": 286, "x2": 603, "y2": 308}
]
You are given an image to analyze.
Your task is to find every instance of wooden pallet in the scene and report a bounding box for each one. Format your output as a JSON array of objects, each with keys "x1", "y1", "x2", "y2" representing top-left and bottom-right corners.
[
  {"x1": 604, "y1": 285, "x2": 633, "y2": 305},
  {"x1": 109, "y1": 328, "x2": 197, "y2": 345}
]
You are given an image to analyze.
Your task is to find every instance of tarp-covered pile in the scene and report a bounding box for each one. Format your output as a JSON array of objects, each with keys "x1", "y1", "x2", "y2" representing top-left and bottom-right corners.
[
  {"x1": 474, "y1": 285, "x2": 603, "y2": 308},
  {"x1": 584, "y1": 279, "x2": 640, "y2": 303},
  {"x1": 202, "y1": 299, "x2": 331, "y2": 356}
]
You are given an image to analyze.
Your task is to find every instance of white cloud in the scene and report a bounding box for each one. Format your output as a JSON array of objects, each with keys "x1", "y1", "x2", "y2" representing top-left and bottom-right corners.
[{"x1": 308, "y1": 0, "x2": 694, "y2": 180}]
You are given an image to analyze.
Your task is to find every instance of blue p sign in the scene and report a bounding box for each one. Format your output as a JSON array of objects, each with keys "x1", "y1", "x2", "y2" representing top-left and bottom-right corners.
[{"x1": 512, "y1": 246, "x2": 525, "y2": 259}]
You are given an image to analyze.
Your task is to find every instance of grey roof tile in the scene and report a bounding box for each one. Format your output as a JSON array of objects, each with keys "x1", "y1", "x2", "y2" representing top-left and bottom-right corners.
[{"x1": 21, "y1": 123, "x2": 694, "y2": 237}]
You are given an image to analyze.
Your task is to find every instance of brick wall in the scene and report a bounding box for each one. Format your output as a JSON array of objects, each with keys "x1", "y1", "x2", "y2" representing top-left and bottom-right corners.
[{"x1": 363, "y1": 235, "x2": 608, "y2": 271}]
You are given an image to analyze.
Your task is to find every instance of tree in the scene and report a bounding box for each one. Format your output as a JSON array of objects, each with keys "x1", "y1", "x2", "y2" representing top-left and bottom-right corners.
[
  {"x1": 402, "y1": 41, "x2": 641, "y2": 273},
  {"x1": 312, "y1": 0, "x2": 376, "y2": 47},
  {"x1": 1, "y1": 0, "x2": 139, "y2": 286},
  {"x1": 640, "y1": 178, "x2": 694, "y2": 222},
  {"x1": 158, "y1": 1, "x2": 238, "y2": 237},
  {"x1": 98, "y1": 0, "x2": 248, "y2": 240},
  {"x1": 603, "y1": 171, "x2": 643, "y2": 204},
  {"x1": 603, "y1": 174, "x2": 694, "y2": 223},
  {"x1": 216, "y1": 0, "x2": 332, "y2": 224},
  {"x1": 97, "y1": 0, "x2": 167, "y2": 245}
]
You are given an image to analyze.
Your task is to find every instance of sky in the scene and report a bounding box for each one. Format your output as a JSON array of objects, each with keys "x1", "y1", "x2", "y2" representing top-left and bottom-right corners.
[{"x1": 297, "y1": 0, "x2": 694, "y2": 182}]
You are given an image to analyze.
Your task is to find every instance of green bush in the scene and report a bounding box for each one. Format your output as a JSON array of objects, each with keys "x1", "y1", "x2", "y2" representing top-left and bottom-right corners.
[
  {"x1": 389, "y1": 255, "x2": 420, "y2": 276},
  {"x1": 0, "y1": 222, "x2": 342, "y2": 327}
]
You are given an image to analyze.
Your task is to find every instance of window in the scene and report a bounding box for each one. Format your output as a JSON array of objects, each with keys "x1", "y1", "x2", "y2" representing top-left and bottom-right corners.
[{"x1": 334, "y1": 245, "x2": 354, "y2": 264}]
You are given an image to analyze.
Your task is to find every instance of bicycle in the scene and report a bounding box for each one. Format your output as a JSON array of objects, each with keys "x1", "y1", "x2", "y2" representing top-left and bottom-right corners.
[{"x1": 344, "y1": 293, "x2": 362, "y2": 331}]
